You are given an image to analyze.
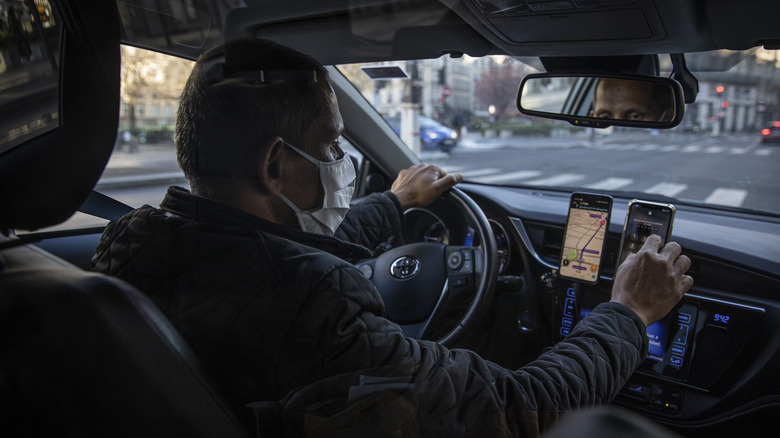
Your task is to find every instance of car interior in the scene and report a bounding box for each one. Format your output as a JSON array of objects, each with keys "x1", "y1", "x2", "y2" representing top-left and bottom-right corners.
[{"x1": 1, "y1": 0, "x2": 778, "y2": 437}]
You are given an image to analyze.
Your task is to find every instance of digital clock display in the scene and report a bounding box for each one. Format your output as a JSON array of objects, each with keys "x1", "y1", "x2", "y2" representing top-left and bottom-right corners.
[{"x1": 713, "y1": 314, "x2": 731, "y2": 325}]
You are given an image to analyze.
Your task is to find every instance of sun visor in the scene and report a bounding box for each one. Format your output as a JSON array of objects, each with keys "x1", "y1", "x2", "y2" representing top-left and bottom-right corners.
[
  {"x1": 471, "y1": 0, "x2": 664, "y2": 45},
  {"x1": 225, "y1": 2, "x2": 491, "y2": 64}
]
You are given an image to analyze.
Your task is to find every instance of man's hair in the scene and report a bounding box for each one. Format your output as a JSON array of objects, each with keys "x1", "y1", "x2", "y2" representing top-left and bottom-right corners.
[{"x1": 175, "y1": 38, "x2": 330, "y2": 197}]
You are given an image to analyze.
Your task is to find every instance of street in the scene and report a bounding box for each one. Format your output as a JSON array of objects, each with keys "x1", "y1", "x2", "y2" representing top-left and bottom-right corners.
[
  {"x1": 431, "y1": 131, "x2": 778, "y2": 214},
  {"x1": 48, "y1": 130, "x2": 779, "y2": 233}
]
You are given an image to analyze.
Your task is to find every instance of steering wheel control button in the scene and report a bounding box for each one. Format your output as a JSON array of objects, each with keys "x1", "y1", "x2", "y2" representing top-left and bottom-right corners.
[
  {"x1": 447, "y1": 248, "x2": 473, "y2": 274},
  {"x1": 447, "y1": 251, "x2": 463, "y2": 270},
  {"x1": 390, "y1": 256, "x2": 420, "y2": 280},
  {"x1": 451, "y1": 276, "x2": 469, "y2": 287}
]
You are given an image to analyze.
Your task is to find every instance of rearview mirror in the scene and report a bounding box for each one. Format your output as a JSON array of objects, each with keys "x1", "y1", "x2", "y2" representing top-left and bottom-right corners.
[{"x1": 517, "y1": 74, "x2": 685, "y2": 129}]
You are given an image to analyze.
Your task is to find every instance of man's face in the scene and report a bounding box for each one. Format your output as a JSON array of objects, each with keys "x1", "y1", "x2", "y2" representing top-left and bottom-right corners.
[
  {"x1": 591, "y1": 78, "x2": 664, "y2": 122},
  {"x1": 278, "y1": 81, "x2": 345, "y2": 219}
]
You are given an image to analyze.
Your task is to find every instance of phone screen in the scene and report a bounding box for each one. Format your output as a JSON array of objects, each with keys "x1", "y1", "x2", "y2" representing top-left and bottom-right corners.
[
  {"x1": 559, "y1": 192, "x2": 612, "y2": 284},
  {"x1": 617, "y1": 200, "x2": 676, "y2": 267}
]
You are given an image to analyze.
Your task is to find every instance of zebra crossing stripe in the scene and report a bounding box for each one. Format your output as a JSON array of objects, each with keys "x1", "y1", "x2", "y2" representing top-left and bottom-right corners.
[
  {"x1": 585, "y1": 177, "x2": 634, "y2": 190},
  {"x1": 705, "y1": 146, "x2": 724, "y2": 154},
  {"x1": 681, "y1": 145, "x2": 701, "y2": 153},
  {"x1": 472, "y1": 170, "x2": 542, "y2": 184},
  {"x1": 730, "y1": 148, "x2": 749, "y2": 154},
  {"x1": 525, "y1": 173, "x2": 585, "y2": 186},
  {"x1": 704, "y1": 188, "x2": 748, "y2": 207},
  {"x1": 756, "y1": 148, "x2": 773, "y2": 156},
  {"x1": 462, "y1": 168, "x2": 502, "y2": 178},
  {"x1": 659, "y1": 145, "x2": 679, "y2": 152},
  {"x1": 644, "y1": 182, "x2": 688, "y2": 197}
]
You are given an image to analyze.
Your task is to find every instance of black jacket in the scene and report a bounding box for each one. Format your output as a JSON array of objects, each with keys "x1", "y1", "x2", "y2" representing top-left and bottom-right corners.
[{"x1": 92, "y1": 186, "x2": 648, "y2": 437}]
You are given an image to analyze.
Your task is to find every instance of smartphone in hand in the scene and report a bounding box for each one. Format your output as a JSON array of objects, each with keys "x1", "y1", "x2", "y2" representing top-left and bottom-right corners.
[
  {"x1": 559, "y1": 192, "x2": 613, "y2": 284},
  {"x1": 616, "y1": 199, "x2": 676, "y2": 269}
]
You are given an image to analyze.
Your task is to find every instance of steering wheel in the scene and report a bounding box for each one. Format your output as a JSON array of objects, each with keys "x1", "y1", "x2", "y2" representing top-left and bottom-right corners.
[{"x1": 356, "y1": 187, "x2": 498, "y2": 346}]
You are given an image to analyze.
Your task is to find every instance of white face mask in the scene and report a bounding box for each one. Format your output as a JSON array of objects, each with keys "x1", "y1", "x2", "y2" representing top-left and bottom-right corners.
[{"x1": 278, "y1": 141, "x2": 356, "y2": 236}]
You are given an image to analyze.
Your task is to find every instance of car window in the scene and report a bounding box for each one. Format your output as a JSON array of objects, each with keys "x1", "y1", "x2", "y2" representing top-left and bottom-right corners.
[
  {"x1": 338, "y1": 52, "x2": 780, "y2": 216},
  {"x1": 41, "y1": 46, "x2": 364, "y2": 232},
  {"x1": 0, "y1": 0, "x2": 60, "y2": 155}
]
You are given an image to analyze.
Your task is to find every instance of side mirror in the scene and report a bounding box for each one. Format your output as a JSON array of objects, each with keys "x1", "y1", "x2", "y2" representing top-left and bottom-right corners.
[{"x1": 517, "y1": 73, "x2": 685, "y2": 129}]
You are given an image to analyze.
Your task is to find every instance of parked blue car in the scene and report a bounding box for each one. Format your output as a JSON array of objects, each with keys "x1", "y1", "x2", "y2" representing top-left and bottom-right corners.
[{"x1": 386, "y1": 115, "x2": 459, "y2": 152}]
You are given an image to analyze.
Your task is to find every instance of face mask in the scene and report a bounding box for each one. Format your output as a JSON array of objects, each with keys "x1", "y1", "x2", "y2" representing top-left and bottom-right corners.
[{"x1": 278, "y1": 141, "x2": 356, "y2": 236}]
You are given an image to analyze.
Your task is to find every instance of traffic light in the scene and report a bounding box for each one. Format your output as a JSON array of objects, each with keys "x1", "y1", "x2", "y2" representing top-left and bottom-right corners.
[{"x1": 715, "y1": 85, "x2": 725, "y2": 94}]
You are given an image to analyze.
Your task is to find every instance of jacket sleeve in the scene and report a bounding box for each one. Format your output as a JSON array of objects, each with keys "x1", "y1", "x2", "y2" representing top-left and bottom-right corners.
[
  {"x1": 274, "y1": 265, "x2": 648, "y2": 437},
  {"x1": 335, "y1": 191, "x2": 404, "y2": 249}
]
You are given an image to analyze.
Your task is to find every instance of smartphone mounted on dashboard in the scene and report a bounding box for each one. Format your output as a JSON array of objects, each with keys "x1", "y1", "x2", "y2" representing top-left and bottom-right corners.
[
  {"x1": 615, "y1": 199, "x2": 676, "y2": 270},
  {"x1": 558, "y1": 192, "x2": 613, "y2": 284}
]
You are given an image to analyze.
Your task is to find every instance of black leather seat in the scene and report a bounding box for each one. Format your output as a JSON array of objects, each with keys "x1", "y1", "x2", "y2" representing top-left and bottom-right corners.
[{"x1": 0, "y1": 1, "x2": 251, "y2": 436}]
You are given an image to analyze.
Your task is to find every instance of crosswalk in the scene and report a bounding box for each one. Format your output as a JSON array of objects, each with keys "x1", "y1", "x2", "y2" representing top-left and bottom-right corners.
[
  {"x1": 444, "y1": 166, "x2": 753, "y2": 207},
  {"x1": 441, "y1": 138, "x2": 777, "y2": 208},
  {"x1": 586, "y1": 142, "x2": 776, "y2": 156}
]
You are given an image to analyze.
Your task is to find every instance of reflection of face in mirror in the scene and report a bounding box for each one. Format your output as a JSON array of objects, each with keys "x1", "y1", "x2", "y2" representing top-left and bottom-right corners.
[{"x1": 591, "y1": 78, "x2": 674, "y2": 122}]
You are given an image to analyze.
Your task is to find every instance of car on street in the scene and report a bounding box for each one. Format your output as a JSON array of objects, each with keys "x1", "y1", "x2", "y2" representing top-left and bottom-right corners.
[
  {"x1": 1, "y1": 0, "x2": 779, "y2": 437},
  {"x1": 385, "y1": 115, "x2": 459, "y2": 152},
  {"x1": 419, "y1": 116, "x2": 458, "y2": 152},
  {"x1": 761, "y1": 121, "x2": 780, "y2": 143}
]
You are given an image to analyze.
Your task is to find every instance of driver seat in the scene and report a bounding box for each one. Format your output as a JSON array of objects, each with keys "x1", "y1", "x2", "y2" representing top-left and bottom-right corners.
[{"x1": 0, "y1": 1, "x2": 250, "y2": 436}]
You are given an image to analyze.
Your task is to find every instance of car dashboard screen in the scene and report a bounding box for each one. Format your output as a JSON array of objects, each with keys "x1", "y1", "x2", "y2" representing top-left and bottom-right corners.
[{"x1": 576, "y1": 295, "x2": 699, "y2": 382}]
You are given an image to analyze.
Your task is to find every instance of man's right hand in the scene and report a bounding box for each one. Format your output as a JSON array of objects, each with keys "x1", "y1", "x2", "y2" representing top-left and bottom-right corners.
[{"x1": 610, "y1": 234, "x2": 693, "y2": 327}]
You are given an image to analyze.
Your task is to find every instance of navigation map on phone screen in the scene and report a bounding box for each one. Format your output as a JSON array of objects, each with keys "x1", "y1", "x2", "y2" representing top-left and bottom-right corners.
[{"x1": 559, "y1": 193, "x2": 612, "y2": 284}]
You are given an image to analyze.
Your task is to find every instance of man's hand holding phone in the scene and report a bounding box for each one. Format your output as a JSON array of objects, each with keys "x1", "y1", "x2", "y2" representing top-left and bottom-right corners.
[{"x1": 610, "y1": 234, "x2": 694, "y2": 327}]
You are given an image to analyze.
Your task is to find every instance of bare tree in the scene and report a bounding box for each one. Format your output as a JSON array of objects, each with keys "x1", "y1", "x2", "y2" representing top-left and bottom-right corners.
[
  {"x1": 120, "y1": 46, "x2": 193, "y2": 132},
  {"x1": 474, "y1": 60, "x2": 532, "y2": 119}
]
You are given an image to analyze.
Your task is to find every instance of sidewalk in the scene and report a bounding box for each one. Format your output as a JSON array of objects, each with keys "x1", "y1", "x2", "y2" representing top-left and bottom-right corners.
[
  {"x1": 457, "y1": 130, "x2": 594, "y2": 150},
  {"x1": 96, "y1": 143, "x2": 187, "y2": 190}
]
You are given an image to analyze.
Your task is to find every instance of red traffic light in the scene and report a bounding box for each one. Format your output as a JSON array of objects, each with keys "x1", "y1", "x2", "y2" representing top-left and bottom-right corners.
[
  {"x1": 715, "y1": 86, "x2": 725, "y2": 94},
  {"x1": 721, "y1": 101, "x2": 729, "y2": 108}
]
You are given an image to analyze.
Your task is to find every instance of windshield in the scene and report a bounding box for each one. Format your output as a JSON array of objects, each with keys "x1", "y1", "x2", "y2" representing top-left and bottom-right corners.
[
  {"x1": 339, "y1": 51, "x2": 780, "y2": 217},
  {"x1": 41, "y1": 47, "x2": 779, "y2": 233}
]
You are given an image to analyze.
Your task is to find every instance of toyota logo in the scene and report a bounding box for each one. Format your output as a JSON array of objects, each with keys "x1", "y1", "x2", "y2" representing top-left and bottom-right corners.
[{"x1": 390, "y1": 256, "x2": 420, "y2": 279}]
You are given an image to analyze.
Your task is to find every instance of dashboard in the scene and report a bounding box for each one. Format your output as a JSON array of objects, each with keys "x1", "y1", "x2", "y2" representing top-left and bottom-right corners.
[
  {"x1": 405, "y1": 182, "x2": 780, "y2": 436},
  {"x1": 31, "y1": 181, "x2": 780, "y2": 436}
]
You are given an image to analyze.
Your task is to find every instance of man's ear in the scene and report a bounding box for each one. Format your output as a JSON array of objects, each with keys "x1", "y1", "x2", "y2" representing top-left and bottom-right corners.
[{"x1": 256, "y1": 137, "x2": 286, "y2": 196}]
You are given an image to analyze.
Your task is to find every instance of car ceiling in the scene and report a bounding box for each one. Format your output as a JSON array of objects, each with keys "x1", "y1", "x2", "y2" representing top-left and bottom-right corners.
[{"x1": 117, "y1": 0, "x2": 780, "y2": 65}]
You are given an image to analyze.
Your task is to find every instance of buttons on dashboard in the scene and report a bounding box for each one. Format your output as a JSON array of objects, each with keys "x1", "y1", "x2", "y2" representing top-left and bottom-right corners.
[
  {"x1": 620, "y1": 379, "x2": 683, "y2": 414},
  {"x1": 671, "y1": 310, "x2": 694, "y2": 369},
  {"x1": 559, "y1": 287, "x2": 576, "y2": 338}
]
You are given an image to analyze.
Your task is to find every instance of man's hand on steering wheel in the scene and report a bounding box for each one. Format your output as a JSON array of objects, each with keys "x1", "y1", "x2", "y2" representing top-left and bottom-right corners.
[{"x1": 391, "y1": 163, "x2": 464, "y2": 210}]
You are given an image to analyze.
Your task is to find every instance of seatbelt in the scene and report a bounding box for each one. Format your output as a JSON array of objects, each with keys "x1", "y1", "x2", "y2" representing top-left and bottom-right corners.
[
  {"x1": 79, "y1": 189, "x2": 134, "y2": 221},
  {"x1": 0, "y1": 191, "x2": 133, "y2": 252}
]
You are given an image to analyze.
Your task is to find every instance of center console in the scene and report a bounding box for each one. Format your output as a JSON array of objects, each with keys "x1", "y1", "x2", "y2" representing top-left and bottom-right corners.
[{"x1": 555, "y1": 283, "x2": 765, "y2": 414}]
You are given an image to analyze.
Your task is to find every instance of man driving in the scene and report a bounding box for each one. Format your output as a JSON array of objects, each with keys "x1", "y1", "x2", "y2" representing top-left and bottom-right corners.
[{"x1": 92, "y1": 38, "x2": 693, "y2": 437}]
